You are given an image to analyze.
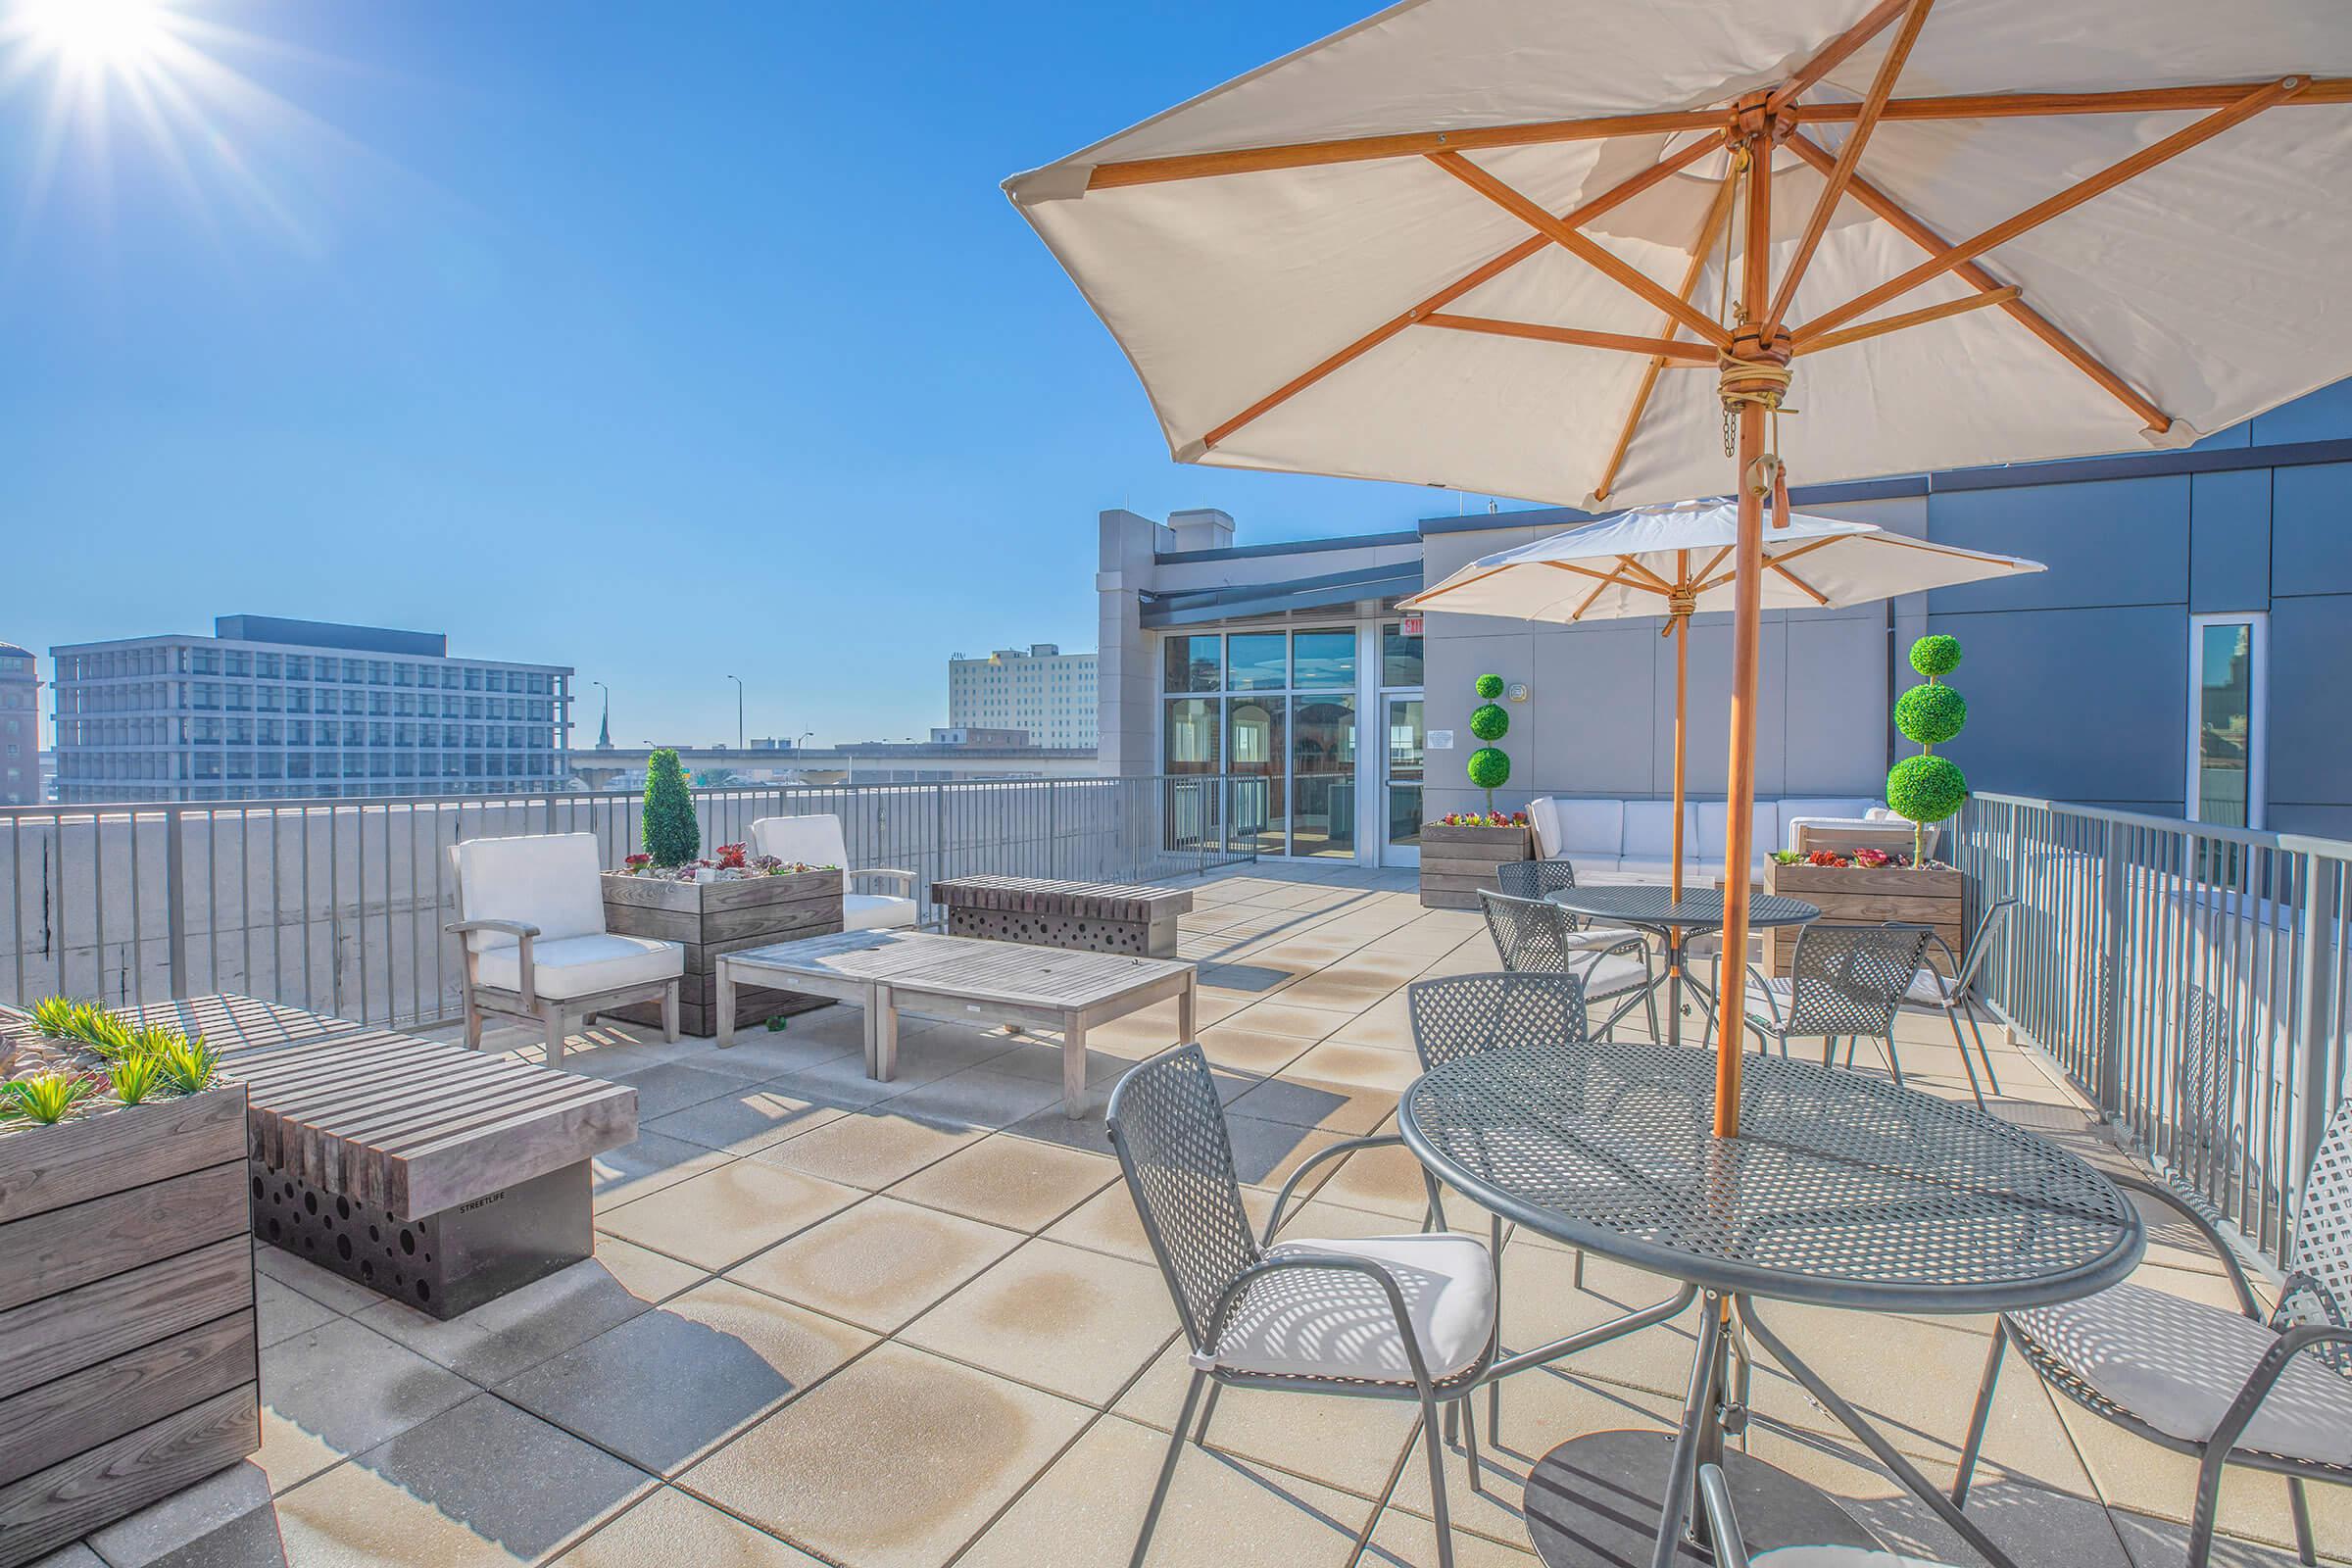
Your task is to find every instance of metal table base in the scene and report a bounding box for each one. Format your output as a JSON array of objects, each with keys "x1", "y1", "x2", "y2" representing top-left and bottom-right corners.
[{"x1": 1526, "y1": 1434, "x2": 1872, "y2": 1567}]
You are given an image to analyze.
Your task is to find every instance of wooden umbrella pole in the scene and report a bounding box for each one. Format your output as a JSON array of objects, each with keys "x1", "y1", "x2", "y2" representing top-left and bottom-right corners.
[
  {"x1": 1713, "y1": 103, "x2": 1783, "y2": 1138},
  {"x1": 1671, "y1": 611, "x2": 1688, "y2": 902}
]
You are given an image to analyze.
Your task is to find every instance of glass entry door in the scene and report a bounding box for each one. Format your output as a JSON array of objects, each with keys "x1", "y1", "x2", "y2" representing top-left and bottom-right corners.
[{"x1": 1383, "y1": 697, "x2": 1425, "y2": 866}]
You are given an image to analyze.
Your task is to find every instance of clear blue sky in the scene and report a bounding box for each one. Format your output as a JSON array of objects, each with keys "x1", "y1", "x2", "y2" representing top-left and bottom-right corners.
[{"x1": 0, "y1": 0, "x2": 1501, "y2": 750}]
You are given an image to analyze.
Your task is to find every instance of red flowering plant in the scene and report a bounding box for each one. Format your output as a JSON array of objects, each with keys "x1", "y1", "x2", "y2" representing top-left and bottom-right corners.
[
  {"x1": 1851, "y1": 847, "x2": 1893, "y2": 868},
  {"x1": 1431, "y1": 809, "x2": 1531, "y2": 829},
  {"x1": 713, "y1": 842, "x2": 749, "y2": 871},
  {"x1": 622, "y1": 853, "x2": 653, "y2": 873}
]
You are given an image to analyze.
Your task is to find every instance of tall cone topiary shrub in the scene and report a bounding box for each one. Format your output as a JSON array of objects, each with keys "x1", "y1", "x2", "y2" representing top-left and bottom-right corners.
[
  {"x1": 1887, "y1": 635, "x2": 1968, "y2": 865},
  {"x1": 1466, "y1": 672, "x2": 1511, "y2": 813},
  {"x1": 643, "y1": 748, "x2": 701, "y2": 866}
]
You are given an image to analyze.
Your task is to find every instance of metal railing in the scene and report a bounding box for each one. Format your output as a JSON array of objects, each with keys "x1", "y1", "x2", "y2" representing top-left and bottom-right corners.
[
  {"x1": 0, "y1": 774, "x2": 1252, "y2": 1033},
  {"x1": 1956, "y1": 792, "x2": 2349, "y2": 1268}
]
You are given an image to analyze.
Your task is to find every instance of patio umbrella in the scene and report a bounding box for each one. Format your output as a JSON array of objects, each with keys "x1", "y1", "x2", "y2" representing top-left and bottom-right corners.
[
  {"x1": 1005, "y1": 0, "x2": 2352, "y2": 1134},
  {"x1": 1398, "y1": 498, "x2": 2046, "y2": 896}
]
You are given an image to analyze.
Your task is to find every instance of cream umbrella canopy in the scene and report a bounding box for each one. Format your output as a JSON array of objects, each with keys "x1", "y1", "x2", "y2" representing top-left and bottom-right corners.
[
  {"x1": 1399, "y1": 498, "x2": 2045, "y2": 893},
  {"x1": 1007, "y1": 0, "x2": 2352, "y2": 1136}
]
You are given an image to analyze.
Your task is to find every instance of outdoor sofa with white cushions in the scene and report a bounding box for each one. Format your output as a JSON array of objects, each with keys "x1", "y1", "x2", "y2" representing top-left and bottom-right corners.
[{"x1": 1527, "y1": 795, "x2": 1899, "y2": 879}]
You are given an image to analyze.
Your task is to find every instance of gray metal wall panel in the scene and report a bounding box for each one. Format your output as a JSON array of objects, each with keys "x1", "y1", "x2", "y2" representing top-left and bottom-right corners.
[
  {"x1": 2187, "y1": 469, "x2": 2272, "y2": 613},
  {"x1": 2271, "y1": 462, "x2": 2352, "y2": 599},
  {"x1": 1927, "y1": 475, "x2": 2189, "y2": 613},
  {"x1": 1923, "y1": 605, "x2": 2184, "y2": 811},
  {"x1": 2266, "y1": 594, "x2": 2352, "y2": 819},
  {"x1": 2251, "y1": 378, "x2": 2352, "y2": 447}
]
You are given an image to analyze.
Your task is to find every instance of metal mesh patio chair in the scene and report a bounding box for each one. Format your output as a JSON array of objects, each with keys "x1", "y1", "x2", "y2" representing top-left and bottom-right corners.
[
  {"x1": 1407, "y1": 972, "x2": 1592, "y2": 1436},
  {"x1": 1478, "y1": 889, "x2": 1658, "y2": 1041},
  {"x1": 1898, "y1": 897, "x2": 2016, "y2": 1110},
  {"x1": 1494, "y1": 857, "x2": 1580, "y2": 901},
  {"x1": 1106, "y1": 1044, "x2": 1498, "y2": 1568},
  {"x1": 1735, "y1": 923, "x2": 1930, "y2": 1086},
  {"x1": 1955, "y1": 1099, "x2": 2352, "y2": 1567}
]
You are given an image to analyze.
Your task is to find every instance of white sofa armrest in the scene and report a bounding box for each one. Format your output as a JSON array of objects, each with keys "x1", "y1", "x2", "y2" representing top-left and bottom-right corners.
[{"x1": 852, "y1": 867, "x2": 918, "y2": 897}]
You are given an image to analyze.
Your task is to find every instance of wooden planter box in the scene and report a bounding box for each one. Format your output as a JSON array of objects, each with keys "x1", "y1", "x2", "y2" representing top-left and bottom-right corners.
[
  {"x1": 603, "y1": 870, "x2": 845, "y2": 1037},
  {"x1": 0, "y1": 1082, "x2": 259, "y2": 1568},
  {"x1": 1419, "y1": 823, "x2": 1535, "y2": 910},
  {"x1": 1762, "y1": 860, "x2": 1964, "y2": 977}
]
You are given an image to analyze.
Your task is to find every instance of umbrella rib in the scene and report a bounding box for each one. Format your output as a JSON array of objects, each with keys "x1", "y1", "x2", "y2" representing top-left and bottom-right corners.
[
  {"x1": 1765, "y1": 0, "x2": 1936, "y2": 335},
  {"x1": 1791, "y1": 287, "x2": 2020, "y2": 357},
  {"x1": 1080, "y1": 79, "x2": 2352, "y2": 192},
  {"x1": 1428, "y1": 152, "x2": 1736, "y2": 350},
  {"x1": 1794, "y1": 77, "x2": 2305, "y2": 345},
  {"x1": 1419, "y1": 315, "x2": 1717, "y2": 363},
  {"x1": 1568, "y1": 577, "x2": 1615, "y2": 621},
  {"x1": 1199, "y1": 129, "x2": 1728, "y2": 453},
  {"x1": 1783, "y1": 133, "x2": 2172, "y2": 431},
  {"x1": 1616, "y1": 555, "x2": 1680, "y2": 593},
  {"x1": 1595, "y1": 166, "x2": 1740, "y2": 505},
  {"x1": 1768, "y1": 560, "x2": 1833, "y2": 606},
  {"x1": 1765, "y1": 0, "x2": 1918, "y2": 117}
]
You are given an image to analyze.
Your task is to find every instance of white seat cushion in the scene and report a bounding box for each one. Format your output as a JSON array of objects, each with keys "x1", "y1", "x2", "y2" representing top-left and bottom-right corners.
[
  {"x1": 1904, "y1": 966, "x2": 1957, "y2": 1006},
  {"x1": 453, "y1": 833, "x2": 609, "y2": 953},
  {"x1": 475, "y1": 932, "x2": 682, "y2": 1000},
  {"x1": 844, "y1": 892, "x2": 919, "y2": 931},
  {"x1": 1576, "y1": 952, "x2": 1652, "y2": 1002},
  {"x1": 1209, "y1": 1233, "x2": 1494, "y2": 1384},
  {"x1": 1621, "y1": 801, "x2": 1695, "y2": 867},
  {"x1": 2009, "y1": 1282, "x2": 2352, "y2": 1467},
  {"x1": 1756, "y1": 1550, "x2": 1958, "y2": 1568}
]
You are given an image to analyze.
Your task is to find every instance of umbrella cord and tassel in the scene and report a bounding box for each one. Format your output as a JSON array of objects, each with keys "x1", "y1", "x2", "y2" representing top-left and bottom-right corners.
[{"x1": 1715, "y1": 137, "x2": 1797, "y2": 527}]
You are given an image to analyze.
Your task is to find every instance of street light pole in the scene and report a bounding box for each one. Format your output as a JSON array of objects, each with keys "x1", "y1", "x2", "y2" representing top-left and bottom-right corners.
[
  {"x1": 725, "y1": 674, "x2": 744, "y2": 751},
  {"x1": 590, "y1": 680, "x2": 612, "y2": 751}
]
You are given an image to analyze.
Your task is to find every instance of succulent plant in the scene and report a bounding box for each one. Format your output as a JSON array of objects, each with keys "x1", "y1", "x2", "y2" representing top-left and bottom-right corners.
[{"x1": 1, "y1": 1072, "x2": 96, "y2": 1126}]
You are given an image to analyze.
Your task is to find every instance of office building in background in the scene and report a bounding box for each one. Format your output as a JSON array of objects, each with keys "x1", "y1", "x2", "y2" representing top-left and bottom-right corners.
[
  {"x1": 52, "y1": 615, "x2": 571, "y2": 803},
  {"x1": 0, "y1": 641, "x2": 37, "y2": 806},
  {"x1": 948, "y1": 643, "x2": 1096, "y2": 748}
]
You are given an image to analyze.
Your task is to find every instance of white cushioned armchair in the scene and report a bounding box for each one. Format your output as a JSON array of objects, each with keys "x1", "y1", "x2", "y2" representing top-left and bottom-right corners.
[
  {"x1": 748, "y1": 814, "x2": 920, "y2": 932},
  {"x1": 447, "y1": 832, "x2": 683, "y2": 1064}
]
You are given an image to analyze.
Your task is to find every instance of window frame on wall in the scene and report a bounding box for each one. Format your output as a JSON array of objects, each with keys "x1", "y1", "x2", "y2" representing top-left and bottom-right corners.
[
  {"x1": 2185, "y1": 611, "x2": 2268, "y2": 831},
  {"x1": 1155, "y1": 623, "x2": 1364, "y2": 859}
]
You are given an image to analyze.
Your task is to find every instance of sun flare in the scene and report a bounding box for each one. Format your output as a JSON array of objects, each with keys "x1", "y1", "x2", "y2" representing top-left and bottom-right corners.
[{"x1": 19, "y1": 0, "x2": 172, "y2": 72}]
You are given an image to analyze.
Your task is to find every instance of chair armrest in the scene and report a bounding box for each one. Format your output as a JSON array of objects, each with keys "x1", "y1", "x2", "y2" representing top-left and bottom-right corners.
[
  {"x1": 2107, "y1": 1173, "x2": 2264, "y2": 1318},
  {"x1": 446, "y1": 917, "x2": 541, "y2": 941},
  {"x1": 1262, "y1": 1133, "x2": 1404, "y2": 1245},
  {"x1": 1923, "y1": 933, "x2": 1964, "y2": 1001},
  {"x1": 446, "y1": 919, "x2": 539, "y2": 1008},
  {"x1": 1695, "y1": 1465, "x2": 1752, "y2": 1568},
  {"x1": 1200, "y1": 1250, "x2": 1438, "y2": 1395},
  {"x1": 1740, "y1": 962, "x2": 1785, "y2": 1028},
  {"x1": 851, "y1": 867, "x2": 918, "y2": 896}
]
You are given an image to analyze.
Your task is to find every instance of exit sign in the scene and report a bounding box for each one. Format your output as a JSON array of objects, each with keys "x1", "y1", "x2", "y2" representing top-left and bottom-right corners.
[{"x1": 1401, "y1": 615, "x2": 1424, "y2": 637}]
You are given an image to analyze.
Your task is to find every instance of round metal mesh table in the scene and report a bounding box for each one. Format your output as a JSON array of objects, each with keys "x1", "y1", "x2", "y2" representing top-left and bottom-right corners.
[
  {"x1": 1401, "y1": 1040, "x2": 2143, "y2": 1313},
  {"x1": 1544, "y1": 884, "x2": 1821, "y2": 1048}
]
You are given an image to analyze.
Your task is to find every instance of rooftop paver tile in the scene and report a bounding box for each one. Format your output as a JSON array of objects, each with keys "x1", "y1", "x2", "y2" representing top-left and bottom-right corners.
[
  {"x1": 727, "y1": 1195, "x2": 1021, "y2": 1333},
  {"x1": 899, "y1": 1236, "x2": 1178, "y2": 1406},
  {"x1": 497, "y1": 1278, "x2": 874, "y2": 1477},
  {"x1": 642, "y1": 1083, "x2": 849, "y2": 1155},
  {"x1": 884, "y1": 1134, "x2": 1120, "y2": 1232},
  {"x1": 751, "y1": 1106, "x2": 985, "y2": 1190},
  {"x1": 1112, "y1": 1338, "x2": 1419, "y2": 1502},
  {"x1": 1043, "y1": 1180, "x2": 1273, "y2": 1267},
  {"x1": 881, "y1": 1064, "x2": 1071, "y2": 1130},
  {"x1": 597, "y1": 1158, "x2": 862, "y2": 1271},
  {"x1": 1284, "y1": 1038, "x2": 1426, "y2": 1092},
  {"x1": 83, "y1": 1460, "x2": 275, "y2": 1568},
  {"x1": 255, "y1": 1316, "x2": 476, "y2": 1494},
  {"x1": 1224, "y1": 1071, "x2": 1399, "y2": 1136},
  {"x1": 956, "y1": 1411, "x2": 1376, "y2": 1568},
  {"x1": 254, "y1": 1271, "x2": 339, "y2": 1348},
  {"x1": 588, "y1": 1129, "x2": 731, "y2": 1213},
  {"x1": 1363, "y1": 1507, "x2": 1542, "y2": 1565},
  {"x1": 1216, "y1": 1000, "x2": 1348, "y2": 1042},
  {"x1": 1194, "y1": 1021, "x2": 1316, "y2": 1076},
  {"x1": 552, "y1": 1486, "x2": 830, "y2": 1567},
  {"x1": 350, "y1": 1245, "x2": 704, "y2": 1388},
  {"x1": 270, "y1": 1394, "x2": 653, "y2": 1567},
  {"x1": 253, "y1": 1243, "x2": 383, "y2": 1318},
  {"x1": 608, "y1": 1061, "x2": 752, "y2": 1120},
  {"x1": 678, "y1": 1342, "x2": 1092, "y2": 1568}
]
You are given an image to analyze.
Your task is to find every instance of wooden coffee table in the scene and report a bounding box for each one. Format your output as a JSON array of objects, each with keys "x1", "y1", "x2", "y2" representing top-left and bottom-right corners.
[{"x1": 716, "y1": 931, "x2": 1198, "y2": 1116}]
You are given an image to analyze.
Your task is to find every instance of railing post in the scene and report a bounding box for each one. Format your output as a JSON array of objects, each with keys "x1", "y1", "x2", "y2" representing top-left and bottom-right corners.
[
  {"x1": 164, "y1": 806, "x2": 188, "y2": 1000},
  {"x1": 2097, "y1": 820, "x2": 2125, "y2": 1119},
  {"x1": 2292, "y1": 852, "x2": 2337, "y2": 1227}
]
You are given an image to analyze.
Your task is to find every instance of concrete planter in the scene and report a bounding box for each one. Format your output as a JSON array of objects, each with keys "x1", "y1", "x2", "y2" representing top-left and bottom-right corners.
[
  {"x1": 0, "y1": 1080, "x2": 259, "y2": 1568},
  {"x1": 602, "y1": 870, "x2": 844, "y2": 1037},
  {"x1": 1419, "y1": 823, "x2": 1535, "y2": 910},
  {"x1": 1762, "y1": 860, "x2": 1963, "y2": 977}
]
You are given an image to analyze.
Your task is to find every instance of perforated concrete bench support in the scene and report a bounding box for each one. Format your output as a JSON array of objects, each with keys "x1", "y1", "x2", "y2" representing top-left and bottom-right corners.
[{"x1": 126, "y1": 997, "x2": 638, "y2": 1320}]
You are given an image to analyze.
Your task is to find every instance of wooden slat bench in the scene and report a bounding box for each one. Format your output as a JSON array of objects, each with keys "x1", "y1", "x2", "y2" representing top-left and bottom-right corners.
[
  {"x1": 126, "y1": 996, "x2": 638, "y2": 1319},
  {"x1": 931, "y1": 874, "x2": 1192, "y2": 958}
]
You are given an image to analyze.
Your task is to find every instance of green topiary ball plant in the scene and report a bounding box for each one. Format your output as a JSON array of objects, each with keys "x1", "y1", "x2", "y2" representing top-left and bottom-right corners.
[
  {"x1": 1887, "y1": 634, "x2": 1967, "y2": 863},
  {"x1": 643, "y1": 748, "x2": 701, "y2": 866},
  {"x1": 1466, "y1": 674, "x2": 1510, "y2": 811}
]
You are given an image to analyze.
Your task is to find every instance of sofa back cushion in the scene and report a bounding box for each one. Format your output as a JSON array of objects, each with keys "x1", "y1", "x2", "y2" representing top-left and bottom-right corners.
[
  {"x1": 453, "y1": 832, "x2": 608, "y2": 953},
  {"x1": 751, "y1": 814, "x2": 850, "y2": 884},
  {"x1": 1696, "y1": 801, "x2": 1781, "y2": 865},
  {"x1": 1534, "y1": 798, "x2": 1623, "y2": 859},
  {"x1": 1622, "y1": 801, "x2": 1695, "y2": 863}
]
